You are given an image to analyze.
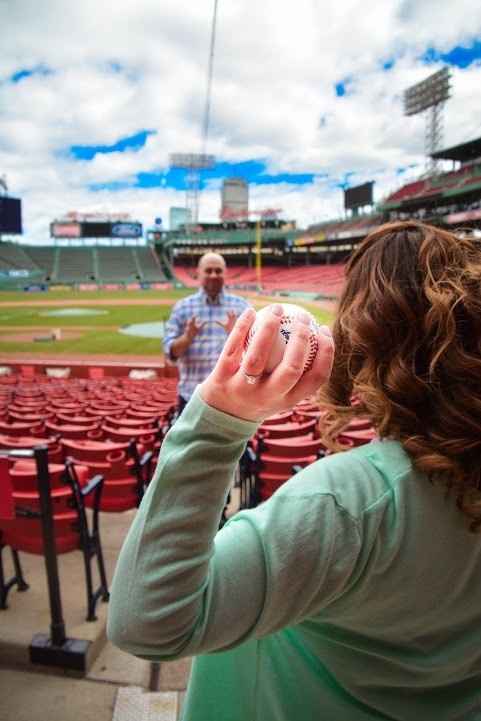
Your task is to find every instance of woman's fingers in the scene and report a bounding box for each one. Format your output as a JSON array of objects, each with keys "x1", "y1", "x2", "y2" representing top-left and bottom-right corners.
[
  {"x1": 240, "y1": 304, "x2": 283, "y2": 378},
  {"x1": 285, "y1": 328, "x2": 334, "y2": 404},
  {"x1": 266, "y1": 312, "x2": 311, "y2": 390},
  {"x1": 213, "y1": 308, "x2": 255, "y2": 380}
]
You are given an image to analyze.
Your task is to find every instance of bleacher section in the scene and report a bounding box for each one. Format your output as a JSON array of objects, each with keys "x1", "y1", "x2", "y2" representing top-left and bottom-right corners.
[
  {"x1": 382, "y1": 163, "x2": 481, "y2": 209},
  {"x1": 135, "y1": 246, "x2": 167, "y2": 282},
  {"x1": 174, "y1": 262, "x2": 345, "y2": 297},
  {"x1": 0, "y1": 243, "x2": 40, "y2": 273},
  {"x1": 95, "y1": 247, "x2": 146, "y2": 283},
  {"x1": 0, "y1": 243, "x2": 168, "y2": 287},
  {"x1": 56, "y1": 247, "x2": 95, "y2": 283},
  {"x1": 23, "y1": 246, "x2": 57, "y2": 281}
]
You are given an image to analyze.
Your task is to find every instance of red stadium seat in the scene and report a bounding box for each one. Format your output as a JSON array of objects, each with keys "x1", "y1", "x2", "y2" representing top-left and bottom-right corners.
[
  {"x1": 101, "y1": 425, "x2": 157, "y2": 451},
  {"x1": 61, "y1": 439, "x2": 152, "y2": 512},
  {"x1": 0, "y1": 434, "x2": 63, "y2": 462},
  {"x1": 0, "y1": 420, "x2": 45, "y2": 438},
  {"x1": 88, "y1": 367, "x2": 105, "y2": 380},
  {"x1": 0, "y1": 453, "x2": 108, "y2": 620},
  {"x1": 257, "y1": 418, "x2": 318, "y2": 440},
  {"x1": 337, "y1": 427, "x2": 377, "y2": 447},
  {"x1": 45, "y1": 420, "x2": 100, "y2": 440},
  {"x1": 19, "y1": 365, "x2": 37, "y2": 380}
]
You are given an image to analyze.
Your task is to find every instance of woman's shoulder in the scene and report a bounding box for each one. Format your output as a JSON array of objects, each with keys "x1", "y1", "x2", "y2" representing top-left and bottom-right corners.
[{"x1": 279, "y1": 438, "x2": 414, "y2": 522}]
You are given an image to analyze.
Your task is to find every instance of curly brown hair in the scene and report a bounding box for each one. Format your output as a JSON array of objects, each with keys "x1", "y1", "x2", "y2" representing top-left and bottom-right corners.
[{"x1": 318, "y1": 220, "x2": 481, "y2": 530}]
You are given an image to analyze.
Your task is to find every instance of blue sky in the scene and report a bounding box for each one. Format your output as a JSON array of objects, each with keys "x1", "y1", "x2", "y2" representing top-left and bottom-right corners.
[{"x1": 2, "y1": 0, "x2": 481, "y2": 239}]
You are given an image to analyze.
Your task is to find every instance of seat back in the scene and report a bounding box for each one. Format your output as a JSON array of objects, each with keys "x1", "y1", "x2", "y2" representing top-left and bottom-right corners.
[
  {"x1": 258, "y1": 418, "x2": 317, "y2": 439},
  {"x1": 0, "y1": 456, "x2": 14, "y2": 520},
  {"x1": 260, "y1": 436, "x2": 326, "y2": 459},
  {"x1": 61, "y1": 438, "x2": 131, "y2": 464}
]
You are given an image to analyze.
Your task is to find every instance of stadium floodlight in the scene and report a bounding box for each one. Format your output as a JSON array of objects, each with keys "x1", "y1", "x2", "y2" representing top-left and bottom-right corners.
[
  {"x1": 169, "y1": 153, "x2": 216, "y2": 227},
  {"x1": 403, "y1": 67, "x2": 451, "y2": 116},
  {"x1": 169, "y1": 153, "x2": 215, "y2": 170},
  {"x1": 404, "y1": 67, "x2": 451, "y2": 172}
]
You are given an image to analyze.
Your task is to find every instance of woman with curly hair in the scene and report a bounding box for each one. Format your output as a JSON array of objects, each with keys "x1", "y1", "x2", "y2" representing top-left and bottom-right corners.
[{"x1": 108, "y1": 221, "x2": 481, "y2": 720}]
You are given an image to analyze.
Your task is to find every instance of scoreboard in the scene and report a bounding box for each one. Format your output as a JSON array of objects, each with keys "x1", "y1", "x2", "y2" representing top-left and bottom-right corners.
[
  {"x1": 344, "y1": 182, "x2": 374, "y2": 210},
  {"x1": 50, "y1": 221, "x2": 143, "y2": 239},
  {"x1": 0, "y1": 197, "x2": 22, "y2": 234}
]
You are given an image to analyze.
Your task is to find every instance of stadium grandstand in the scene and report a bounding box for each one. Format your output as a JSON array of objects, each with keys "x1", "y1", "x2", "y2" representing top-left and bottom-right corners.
[
  {"x1": 0, "y1": 243, "x2": 170, "y2": 289},
  {"x1": 155, "y1": 138, "x2": 481, "y2": 298},
  {"x1": 2, "y1": 136, "x2": 481, "y2": 302}
]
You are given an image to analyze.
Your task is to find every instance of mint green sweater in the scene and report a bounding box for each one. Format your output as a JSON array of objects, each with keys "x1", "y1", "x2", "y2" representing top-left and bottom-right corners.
[{"x1": 108, "y1": 390, "x2": 481, "y2": 720}]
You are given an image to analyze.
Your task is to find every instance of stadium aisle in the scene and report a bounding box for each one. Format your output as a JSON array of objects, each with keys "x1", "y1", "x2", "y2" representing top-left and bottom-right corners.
[{"x1": 0, "y1": 486, "x2": 240, "y2": 721}]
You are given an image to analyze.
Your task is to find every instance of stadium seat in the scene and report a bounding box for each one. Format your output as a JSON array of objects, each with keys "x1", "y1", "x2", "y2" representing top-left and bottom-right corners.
[
  {"x1": 251, "y1": 436, "x2": 327, "y2": 502},
  {"x1": 101, "y1": 425, "x2": 157, "y2": 452},
  {"x1": 261, "y1": 411, "x2": 293, "y2": 425},
  {"x1": 88, "y1": 367, "x2": 105, "y2": 380},
  {"x1": 0, "y1": 454, "x2": 109, "y2": 621},
  {"x1": 0, "y1": 434, "x2": 63, "y2": 462},
  {"x1": 0, "y1": 420, "x2": 45, "y2": 438},
  {"x1": 19, "y1": 366, "x2": 37, "y2": 380},
  {"x1": 104, "y1": 416, "x2": 158, "y2": 430},
  {"x1": 45, "y1": 420, "x2": 100, "y2": 440},
  {"x1": 257, "y1": 418, "x2": 318, "y2": 440},
  {"x1": 0, "y1": 457, "x2": 29, "y2": 608},
  {"x1": 61, "y1": 438, "x2": 152, "y2": 512},
  {"x1": 54, "y1": 413, "x2": 102, "y2": 427},
  {"x1": 337, "y1": 427, "x2": 377, "y2": 447}
]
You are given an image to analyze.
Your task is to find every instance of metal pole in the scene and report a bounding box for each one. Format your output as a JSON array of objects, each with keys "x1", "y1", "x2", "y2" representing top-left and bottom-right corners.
[
  {"x1": 34, "y1": 445, "x2": 67, "y2": 647},
  {"x1": 256, "y1": 219, "x2": 262, "y2": 291}
]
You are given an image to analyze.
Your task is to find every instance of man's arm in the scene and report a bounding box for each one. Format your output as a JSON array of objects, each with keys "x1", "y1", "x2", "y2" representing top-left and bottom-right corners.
[
  {"x1": 170, "y1": 317, "x2": 204, "y2": 359},
  {"x1": 164, "y1": 302, "x2": 204, "y2": 360}
]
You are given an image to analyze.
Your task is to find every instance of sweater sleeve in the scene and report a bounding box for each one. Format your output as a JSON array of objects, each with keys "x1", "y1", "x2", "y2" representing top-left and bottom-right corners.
[{"x1": 107, "y1": 389, "x2": 362, "y2": 661}]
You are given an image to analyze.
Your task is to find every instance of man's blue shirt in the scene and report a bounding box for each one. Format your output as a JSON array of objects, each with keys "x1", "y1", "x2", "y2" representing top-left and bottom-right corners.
[{"x1": 163, "y1": 289, "x2": 250, "y2": 401}]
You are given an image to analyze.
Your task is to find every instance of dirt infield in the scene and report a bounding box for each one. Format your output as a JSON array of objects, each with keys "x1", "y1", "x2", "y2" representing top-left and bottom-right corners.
[
  {"x1": 0, "y1": 299, "x2": 174, "y2": 307},
  {"x1": 0, "y1": 294, "x2": 336, "y2": 312},
  {"x1": 0, "y1": 329, "x2": 85, "y2": 343}
]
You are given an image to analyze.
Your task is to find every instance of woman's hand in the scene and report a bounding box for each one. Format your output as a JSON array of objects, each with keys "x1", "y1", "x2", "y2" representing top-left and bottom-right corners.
[{"x1": 199, "y1": 305, "x2": 334, "y2": 422}]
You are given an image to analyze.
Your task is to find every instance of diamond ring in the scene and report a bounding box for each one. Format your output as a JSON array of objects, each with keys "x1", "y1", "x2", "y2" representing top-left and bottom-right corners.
[{"x1": 242, "y1": 370, "x2": 262, "y2": 385}]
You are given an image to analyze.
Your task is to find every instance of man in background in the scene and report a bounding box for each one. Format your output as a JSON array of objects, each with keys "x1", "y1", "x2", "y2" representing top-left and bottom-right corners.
[{"x1": 164, "y1": 252, "x2": 250, "y2": 416}]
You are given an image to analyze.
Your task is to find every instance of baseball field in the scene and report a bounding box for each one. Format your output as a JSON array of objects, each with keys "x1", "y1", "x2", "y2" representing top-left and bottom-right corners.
[{"x1": 0, "y1": 289, "x2": 334, "y2": 359}]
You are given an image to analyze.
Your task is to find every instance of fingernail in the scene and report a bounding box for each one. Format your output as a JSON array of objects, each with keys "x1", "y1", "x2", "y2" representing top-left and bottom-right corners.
[
  {"x1": 271, "y1": 304, "x2": 283, "y2": 317},
  {"x1": 298, "y1": 310, "x2": 310, "y2": 325},
  {"x1": 320, "y1": 325, "x2": 332, "y2": 337},
  {"x1": 242, "y1": 308, "x2": 255, "y2": 319}
]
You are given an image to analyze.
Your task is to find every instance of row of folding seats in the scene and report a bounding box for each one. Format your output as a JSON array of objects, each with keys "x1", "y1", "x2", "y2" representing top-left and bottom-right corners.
[
  {"x1": 0, "y1": 452, "x2": 109, "y2": 621},
  {"x1": 240, "y1": 398, "x2": 377, "y2": 506},
  {"x1": 0, "y1": 375, "x2": 178, "y2": 620}
]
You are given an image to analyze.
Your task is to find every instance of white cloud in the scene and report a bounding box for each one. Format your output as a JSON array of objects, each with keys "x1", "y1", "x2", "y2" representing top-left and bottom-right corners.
[{"x1": 1, "y1": 0, "x2": 481, "y2": 240}]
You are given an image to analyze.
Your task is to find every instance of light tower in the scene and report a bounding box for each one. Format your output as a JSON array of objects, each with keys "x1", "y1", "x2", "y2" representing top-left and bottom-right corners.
[
  {"x1": 404, "y1": 67, "x2": 451, "y2": 174},
  {"x1": 168, "y1": 153, "x2": 215, "y2": 227},
  {"x1": 169, "y1": 0, "x2": 219, "y2": 228}
]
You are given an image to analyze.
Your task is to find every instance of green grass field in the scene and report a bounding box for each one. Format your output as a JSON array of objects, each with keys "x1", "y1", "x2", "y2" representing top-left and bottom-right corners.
[{"x1": 0, "y1": 289, "x2": 334, "y2": 356}]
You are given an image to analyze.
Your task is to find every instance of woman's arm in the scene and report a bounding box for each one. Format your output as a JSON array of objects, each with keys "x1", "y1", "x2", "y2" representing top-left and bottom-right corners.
[
  {"x1": 107, "y1": 389, "x2": 261, "y2": 659},
  {"x1": 107, "y1": 306, "x2": 340, "y2": 659}
]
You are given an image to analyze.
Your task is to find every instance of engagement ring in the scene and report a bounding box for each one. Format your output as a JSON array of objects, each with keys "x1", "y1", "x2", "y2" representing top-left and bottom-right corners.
[{"x1": 242, "y1": 371, "x2": 262, "y2": 385}]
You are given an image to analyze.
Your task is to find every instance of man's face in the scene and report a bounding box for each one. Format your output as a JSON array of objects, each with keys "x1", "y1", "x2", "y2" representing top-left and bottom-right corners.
[{"x1": 198, "y1": 257, "x2": 225, "y2": 298}]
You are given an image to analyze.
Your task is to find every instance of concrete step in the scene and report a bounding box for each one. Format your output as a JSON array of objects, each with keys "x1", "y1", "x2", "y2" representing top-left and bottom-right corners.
[
  {"x1": 113, "y1": 687, "x2": 178, "y2": 721},
  {"x1": 0, "y1": 668, "x2": 118, "y2": 721}
]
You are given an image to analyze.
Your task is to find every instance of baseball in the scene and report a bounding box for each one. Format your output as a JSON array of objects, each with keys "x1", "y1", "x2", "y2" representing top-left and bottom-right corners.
[{"x1": 245, "y1": 303, "x2": 320, "y2": 374}]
